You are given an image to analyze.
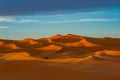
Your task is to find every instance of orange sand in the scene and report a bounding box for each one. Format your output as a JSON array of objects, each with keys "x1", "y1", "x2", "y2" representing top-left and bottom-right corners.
[{"x1": 0, "y1": 34, "x2": 120, "y2": 80}]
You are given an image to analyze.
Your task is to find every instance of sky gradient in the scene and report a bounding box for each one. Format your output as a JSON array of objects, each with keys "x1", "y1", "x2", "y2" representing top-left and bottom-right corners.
[{"x1": 0, "y1": 0, "x2": 120, "y2": 39}]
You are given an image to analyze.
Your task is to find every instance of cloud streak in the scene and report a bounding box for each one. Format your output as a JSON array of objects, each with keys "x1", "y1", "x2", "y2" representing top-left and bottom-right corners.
[
  {"x1": 0, "y1": 17, "x2": 120, "y2": 24},
  {"x1": 43, "y1": 19, "x2": 120, "y2": 24},
  {"x1": 16, "y1": 19, "x2": 39, "y2": 23},
  {"x1": 0, "y1": 26, "x2": 9, "y2": 28},
  {"x1": 0, "y1": 17, "x2": 14, "y2": 22}
]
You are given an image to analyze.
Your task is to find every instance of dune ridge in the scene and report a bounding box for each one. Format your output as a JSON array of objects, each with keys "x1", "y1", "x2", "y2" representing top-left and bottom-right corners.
[
  {"x1": 36, "y1": 44, "x2": 62, "y2": 51},
  {"x1": 0, "y1": 34, "x2": 119, "y2": 61},
  {"x1": 0, "y1": 34, "x2": 120, "y2": 80}
]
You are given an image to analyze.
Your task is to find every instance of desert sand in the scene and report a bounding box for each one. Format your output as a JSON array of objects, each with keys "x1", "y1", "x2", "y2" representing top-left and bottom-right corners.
[{"x1": 0, "y1": 34, "x2": 120, "y2": 80}]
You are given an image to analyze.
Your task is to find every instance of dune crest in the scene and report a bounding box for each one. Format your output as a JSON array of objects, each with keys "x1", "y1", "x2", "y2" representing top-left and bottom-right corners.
[
  {"x1": 20, "y1": 38, "x2": 39, "y2": 45},
  {"x1": 80, "y1": 38, "x2": 100, "y2": 47},
  {"x1": 50, "y1": 34, "x2": 64, "y2": 39},
  {"x1": 56, "y1": 38, "x2": 100, "y2": 47},
  {"x1": 93, "y1": 50, "x2": 120, "y2": 61},
  {"x1": 0, "y1": 34, "x2": 120, "y2": 61},
  {"x1": 65, "y1": 34, "x2": 85, "y2": 38},
  {"x1": 36, "y1": 45, "x2": 62, "y2": 51},
  {"x1": 48, "y1": 56, "x2": 93, "y2": 63},
  {"x1": 95, "y1": 50, "x2": 120, "y2": 57},
  {"x1": 20, "y1": 38, "x2": 33, "y2": 42}
]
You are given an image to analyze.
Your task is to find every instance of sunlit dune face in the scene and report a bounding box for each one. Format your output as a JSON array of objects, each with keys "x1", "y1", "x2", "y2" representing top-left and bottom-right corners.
[
  {"x1": 20, "y1": 38, "x2": 33, "y2": 42},
  {"x1": 36, "y1": 45, "x2": 62, "y2": 51},
  {"x1": 105, "y1": 50, "x2": 120, "y2": 57},
  {"x1": 80, "y1": 39, "x2": 100, "y2": 47},
  {"x1": 0, "y1": 41, "x2": 4, "y2": 46},
  {"x1": 0, "y1": 43, "x2": 20, "y2": 49},
  {"x1": 0, "y1": 52, "x2": 40, "y2": 60},
  {"x1": 50, "y1": 34, "x2": 64, "y2": 39},
  {"x1": 20, "y1": 38, "x2": 38, "y2": 45},
  {"x1": 49, "y1": 34, "x2": 84, "y2": 43},
  {"x1": 28, "y1": 40, "x2": 38, "y2": 45},
  {"x1": 50, "y1": 38, "x2": 100, "y2": 47},
  {"x1": 95, "y1": 50, "x2": 120, "y2": 57}
]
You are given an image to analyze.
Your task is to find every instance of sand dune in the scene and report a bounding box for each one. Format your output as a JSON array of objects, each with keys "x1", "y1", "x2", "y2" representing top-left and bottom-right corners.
[
  {"x1": 20, "y1": 38, "x2": 39, "y2": 45},
  {"x1": 104, "y1": 50, "x2": 120, "y2": 56},
  {"x1": 50, "y1": 34, "x2": 82, "y2": 42},
  {"x1": 20, "y1": 38, "x2": 34, "y2": 42},
  {"x1": 29, "y1": 40, "x2": 38, "y2": 45},
  {"x1": 1, "y1": 60, "x2": 120, "y2": 80},
  {"x1": 0, "y1": 52, "x2": 40, "y2": 60},
  {"x1": 94, "y1": 50, "x2": 120, "y2": 61},
  {"x1": 0, "y1": 43, "x2": 20, "y2": 49},
  {"x1": 94, "y1": 50, "x2": 120, "y2": 57},
  {"x1": 54, "y1": 40, "x2": 83, "y2": 47},
  {"x1": 52, "y1": 38, "x2": 100, "y2": 47},
  {"x1": 36, "y1": 44, "x2": 62, "y2": 51},
  {"x1": 0, "y1": 34, "x2": 120, "y2": 80},
  {"x1": 0, "y1": 41, "x2": 4, "y2": 46},
  {"x1": 80, "y1": 38, "x2": 100, "y2": 47},
  {"x1": 50, "y1": 34, "x2": 64, "y2": 39},
  {"x1": 36, "y1": 38, "x2": 53, "y2": 45},
  {"x1": 47, "y1": 55, "x2": 93, "y2": 63},
  {"x1": 65, "y1": 34, "x2": 85, "y2": 39}
]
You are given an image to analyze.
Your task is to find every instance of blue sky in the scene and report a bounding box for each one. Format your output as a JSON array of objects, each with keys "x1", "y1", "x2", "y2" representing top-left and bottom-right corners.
[{"x1": 0, "y1": 0, "x2": 120, "y2": 39}]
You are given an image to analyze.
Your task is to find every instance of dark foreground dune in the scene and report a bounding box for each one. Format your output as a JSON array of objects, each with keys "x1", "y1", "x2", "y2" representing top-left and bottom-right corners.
[
  {"x1": 0, "y1": 34, "x2": 120, "y2": 80},
  {"x1": 0, "y1": 61, "x2": 120, "y2": 80}
]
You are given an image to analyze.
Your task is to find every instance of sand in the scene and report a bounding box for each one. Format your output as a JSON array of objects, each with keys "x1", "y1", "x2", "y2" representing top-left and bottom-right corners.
[
  {"x1": 0, "y1": 61, "x2": 120, "y2": 80},
  {"x1": 0, "y1": 34, "x2": 120, "y2": 80}
]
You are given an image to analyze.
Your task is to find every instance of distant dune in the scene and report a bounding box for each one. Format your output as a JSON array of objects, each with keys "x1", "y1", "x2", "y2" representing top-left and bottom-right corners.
[
  {"x1": 0, "y1": 34, "x2": 120, "y2": 80},
  {"x1": 0, "y1": 42, "x2": 20, "y2": 49},
  {"x1": 36, "y1": 44, "x2": 62, "y2": 51},
  {"x1": 20, "y1": 38, "x2": 39, "y2": 45}
]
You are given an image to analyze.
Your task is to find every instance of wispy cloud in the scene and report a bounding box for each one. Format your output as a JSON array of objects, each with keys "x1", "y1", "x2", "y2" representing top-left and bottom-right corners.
[
  {"x1": 0, "y1": 17, "x2": 39, "y2": 23},
  {"x1": 0, "y1": 17, "x2": 14, "y2": 22},
  {"x1": 0, "y1": 17, "x2": 120, "y2": 24},
  {"x1": 0, "y1": 26, "x2": 9, "y2": 28},
  {"x1": 41, "y1": 10, "x2": 105, "y2": 17},
  {"x1": 16, "y1": 19, "x2": 39, "y2": 23},
  {"x1": 39, "y1": 18, "x2": 120, "y2": 24}
]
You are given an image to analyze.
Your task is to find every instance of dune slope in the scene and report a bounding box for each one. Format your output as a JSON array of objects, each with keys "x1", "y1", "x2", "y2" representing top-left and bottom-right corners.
[{"x1": 0, "y1": 34, "x2": 120, "y2": 80}]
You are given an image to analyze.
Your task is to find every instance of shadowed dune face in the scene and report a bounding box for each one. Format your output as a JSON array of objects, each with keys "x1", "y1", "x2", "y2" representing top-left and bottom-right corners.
[{"x1": 0, "y1": 34, "x2": 120, "y2": 80}]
